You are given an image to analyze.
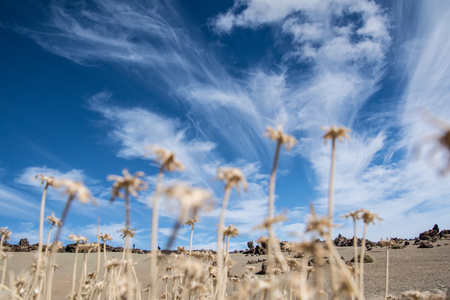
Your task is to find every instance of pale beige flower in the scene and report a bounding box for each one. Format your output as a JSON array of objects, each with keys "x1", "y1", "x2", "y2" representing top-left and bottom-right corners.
[
  {"x1": 104, "y1": 258, "x2": 121, "y2": 270},
  {"x1": 0, "y1": 227, "x2": 11, "y2": 241},
  {"x1": 342, "y1": 209, "x2": 364, "y2": 221},
  {"x1": 34, "y1": 174, "x2": 55, "y2": 187},
  {"x1": 177, "y1": 246, "x2": 188, "y2": 255},
  {"x1": 216, "y1": 167, "x2": 248, "y2": 193},
  {"x1": 176, "y1": 259, "x2": 204, "y2": 280},
  {"x1": 418, "y1": 110, "x2": 450, "y2": 174},
  {"x1": 68, "y1": 234, "x2": 88, "y2": 244},
  {"x1": 146, "y1": 145, "x2": 185, "y2": 172},
  {"x1": 52, "y1": 179, "x2": 94, "y2": 204},
  {"x1": 256, "y1": 235, "x2": 269, "y2": 245},
  {"x1": 46, "y1": 212, "x2": 62, "y2": 227},
  {"x1": 164, "y1": 184, "x2": 213, "y2": 216},
  {"x1": 360, "y1": 209, "x2": 382, "y2": 225},
  {"x1": 107, "y1": 169, "x2": 147, "y2": 201},
  {"x1": 98, "y1": 233, "x2": 113, "y2": 242},
  {"x1": 255, "y1": 214, "x2": 287, "y2": 230},
  {"x1": 119, "y1": 227, "x2": 137, "y2": 239},
  {"x1": 223, "y1": 225, "x2": 240, "y2": 237},
  {"x1": 379, "y1": 238, "x2": 395, "y2": 248},
  {"x1": 321, "y1": 125, "x2": 351, "y2": 144},
  {"x1": 265, "y1": 125, "x2": 297, "y2": 151},
  {"x1": 185, "y1": 216, "x2": 200, "y2": 226},
  {"x1": 78, "y1": 242, "x2": 98, "y2": 251}
]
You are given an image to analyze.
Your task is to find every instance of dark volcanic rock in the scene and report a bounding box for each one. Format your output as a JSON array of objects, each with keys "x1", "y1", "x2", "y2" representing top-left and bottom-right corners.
[
  {"x1": 419, "y1": 224, "x2": 440, "y2": 240},
  {"x1": 256, "y1": 261, "x2": 268, "y2": 275},
  {"x1": 247, "y1": 241, "x2": 254, "y2": 250},
  {"x1": 418, "y1": 241, "x2": 434, "y2": 248},
  {"x1": 19, "y1": 238, "x2": 30, "y2": 247},
  {"x1": 65, "y1": 243, "x2": 77, "y2": 253},
  {"x1": 350, "y1": 254, "x2": 374, "y2": 263}
]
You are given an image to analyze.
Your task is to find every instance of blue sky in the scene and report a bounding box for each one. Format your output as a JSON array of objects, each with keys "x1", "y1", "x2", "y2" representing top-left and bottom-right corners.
[{"x1": 1, "y1": 0, "x2": 450, "y2": 250}]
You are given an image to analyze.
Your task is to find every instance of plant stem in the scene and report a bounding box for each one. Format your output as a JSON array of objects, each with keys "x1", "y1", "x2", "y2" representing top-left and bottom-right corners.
[
  {"x1": 267, "y1": 141, "x2": 282, "y2": 300},
  {"x1": 385, "y1": 245, "x2": 389, "y2": 299},
  {"x1": 71, "y1": 244, "x2": 79, "y2": 298},
  {"x1": 34, "y1": 183, "x2": 49, "y2": 298},
  {"x1": 327, "y1": 138, "x2": 338, "y2": 298},
  {"x1": 189, "y1": 224, "x2": 194, "y2": 260},
  {"x1": 216, "y1": 187, "x2": 231, "y2": 300},
  {"x1": 359, "y1": 222, "x2": 369, "y2": 295},
  {"x1": 46, "y1": 195, "x2": 74, "y2": 300},
  {"x1": 150, "y1": 170, "x2": 164, "y2": 299},
  {"x1": 96, "y1": 217, "x2": 100, "y2": 276}
]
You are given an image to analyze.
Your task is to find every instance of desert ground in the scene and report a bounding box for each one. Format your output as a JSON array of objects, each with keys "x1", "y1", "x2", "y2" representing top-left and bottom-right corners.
[{"x1": 3, "y1": 241, "x2": 449, "y2": 299}]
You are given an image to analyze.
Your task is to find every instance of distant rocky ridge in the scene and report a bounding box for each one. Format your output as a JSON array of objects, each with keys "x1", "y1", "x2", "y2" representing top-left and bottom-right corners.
[{"x1": 2, "y1": 224, "x2": 449, "y2": 253}]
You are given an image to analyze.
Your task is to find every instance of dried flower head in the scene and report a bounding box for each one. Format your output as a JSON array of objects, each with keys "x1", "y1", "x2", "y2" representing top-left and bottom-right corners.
[
  {"x1": 68, "y1": 234, "x2": 88, "y2": 244},
  {"x1": 360, "y1": 209, "x2": 382, "y2": 225},
  {"x1": 216, "y1": 167, "x2": 248, "y2": 193},
  {"x1": 185, "y1": 216, "x2": 200, "y2": 226},
  {"x1": 177, "y1": 246, "x2": 188, "y2": 255},
  {"x1": 176, "y1": 259, "x2": 204, "y2": 280},
  {"x1": 256, "y1": 236, "x2": 269, "y2": 245},
  {"x1": 146, "y1": 145, "x2": 185, "y2": 172},
  {"x1": 265, "y1": 125, "x2": 297, "y2": 151},
  {"x1": 164, "y1": 184, "x2": 213, "y2": 217},
  {"x1": 34, "y1": 174, "x2": 55, "y2": 186},
  {"x1": 321, "y1": 126, "x2": 351, "y2": 144},
  {"x1": 104, "y1": 258, "x2": 121, "y2": 270},
  {"x1": 342, "y1": 209, "x2": 364, "y2": 221},
  {"x1": 52, "y1": 179, "x2": 94, "y2": 204},
  {"x1": 78, "y1": 242, "x2": 98, "y2": 251},
  {"x1": 0, "y1": 227, "x2": 11, "y2": 241},
  {"x1": 119, "y1": 227, "x2": 137, "y2": 239},
  {"x1": 223, "y1": 225, "x2": 240, "y2": 237},
  {"x1": 255, "y1": 214, "x2": 287, "y2": 230},
  {"x1": 306, "y1": 214, "x2": 333, "y2": 237},
  {"x1": 107, "y1": 169, "x2": 147, "y2": 201},
  {"x1": 46, "y1": 212, "x2": 62, "y2": 227},
  {"x1": 379, "y1": 238, "x2": 395, "y2": 247},
  {"x1": 98, "y1": 233, "x2": 113, "y2": 242},
  {"x1": 417, "y1": 110, "x2": 450, "y2": 174}
]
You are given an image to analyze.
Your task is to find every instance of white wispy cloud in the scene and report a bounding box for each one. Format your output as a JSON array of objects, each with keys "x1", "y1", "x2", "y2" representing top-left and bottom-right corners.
[{"x1": 8, "y1": 0, "x2": 450, "y2": 245}]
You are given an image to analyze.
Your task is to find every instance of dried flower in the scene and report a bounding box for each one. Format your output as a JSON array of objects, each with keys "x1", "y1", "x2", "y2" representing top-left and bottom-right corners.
[
  {"x1": 255, "y1": 214, "x2": 287, "y2": 230},
  {"x1": 0, "y1": 227, "x2": 11, "y2": 241},
  {"x1": 52, "y1": 179, "x2": 94, "y2": 204},
  {"x1": 34, "y1": 174, "x2": 55, "y2": 186},
  {"x1": 164, "y1": 184, "x2": 213, "y2": 217},
  {"x1": 107, "y1": 169, "x2": 147, "y2": 201},
  {"x1": 342, "y1": 209, "x2": 364, "y2": 221},
  {"x1": 215, "y1": 167, "x2": 248, "y2": 193},
  {"x1": 223, "y1": 225, "x2": 240, "y2": 237},
  {"x1": 418, "y1": 110, "x2": 450, "y2": 174},
  {"x1": 360, "y1": 209, "x2": 382, "y2": 225},
  {"x1": 68, "y1": 234, "x2": 88, "y2": 244},
  {"x1": 185, "y1": 216, "x2": 200, "y2": 226},
  {"x1": 145, "y1": 145, "x2": 185, "y2": 172},
  {"x1": 46, "y1": 212, "x2": 62, "y2": 227},
  {"x1": 98, "y1": 233, "x2": 113, "y2": 242},
  {"x1": 321, "y1": 126, "x2": 351, "y2": 144},
  {"x1": 177, "y1": 246, "x2": 188, "y2": 255},
  {"x1": 119, "y1": 227, "x2": 137, "y2": 239},
  {"x1": 265, "y1": 125, "x2": 297, "y2": 151}
]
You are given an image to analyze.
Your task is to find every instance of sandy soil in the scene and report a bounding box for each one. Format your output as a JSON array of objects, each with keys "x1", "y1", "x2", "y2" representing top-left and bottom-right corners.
[{"x1": 3, "y1": 242, "x2": 450, "y2": 299}]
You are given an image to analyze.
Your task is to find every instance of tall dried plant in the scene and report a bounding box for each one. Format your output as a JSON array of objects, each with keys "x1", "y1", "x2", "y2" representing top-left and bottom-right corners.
[
  {"x1": 45, "y1": 179, "x2": 94, "y2": 300},
  {"x1": 265, "y1": 125, "x2": 297, "y2": 299},
  {"x1": 215, "y1": 167, "x2": 247, "y2": 300},
  {"x1": 145, "y1": 145, "x2": 184, "y2": 300},
  {"x1": 321, "y1": 125, "x2": 350, "y2": 297}
]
